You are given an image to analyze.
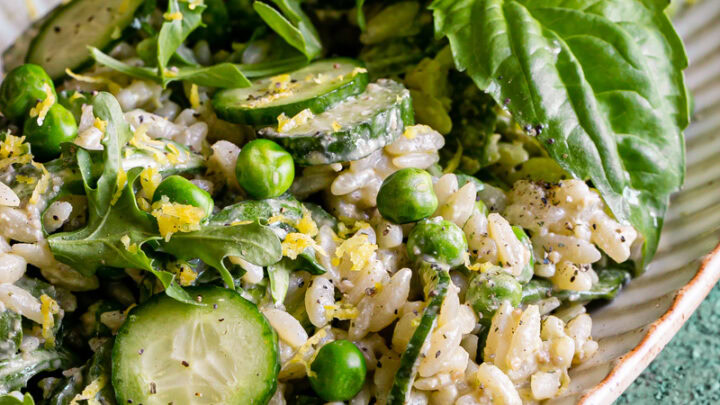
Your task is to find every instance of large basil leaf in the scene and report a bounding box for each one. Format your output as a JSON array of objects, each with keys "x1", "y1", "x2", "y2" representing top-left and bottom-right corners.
[{"x1": 430, "y1": 0, "x2": 689, "y2": 272}]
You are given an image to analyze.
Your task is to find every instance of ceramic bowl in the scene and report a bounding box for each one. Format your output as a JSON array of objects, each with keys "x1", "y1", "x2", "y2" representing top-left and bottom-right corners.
[{"x1": 2, "y1": 1, "x2": 719, "y2": 403}]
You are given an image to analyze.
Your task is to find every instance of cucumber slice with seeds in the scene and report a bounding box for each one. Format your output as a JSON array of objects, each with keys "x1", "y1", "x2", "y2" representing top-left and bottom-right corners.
[
  {"x1": 259, "y1": 79, "x2": 413, "y2": 165},
  {"x1": 26, "y1": 0, "x2": 145, "y2": 79},
  {"x1": 112, "y1": 286, "x2": 279, "y2": 405},
  {"x1": 213, "y1": 59, "x2": 369, "y2": 125}
]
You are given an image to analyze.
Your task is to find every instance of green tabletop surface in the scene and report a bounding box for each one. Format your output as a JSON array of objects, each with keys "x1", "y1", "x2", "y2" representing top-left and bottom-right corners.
[{"x1": 617, "y1": 283, "x2": 720, "y2": 404}]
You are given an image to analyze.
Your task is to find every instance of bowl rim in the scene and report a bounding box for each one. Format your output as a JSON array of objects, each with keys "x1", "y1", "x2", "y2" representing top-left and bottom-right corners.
[{"x1": 579, "y1": 240, "x2": 720, "y2": 404}]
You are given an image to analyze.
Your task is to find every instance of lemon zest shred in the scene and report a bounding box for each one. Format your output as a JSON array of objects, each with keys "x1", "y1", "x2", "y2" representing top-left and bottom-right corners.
[
  {"x1": 163, "y1": 11, "x2": 183, "y2": 20},
  {"x1": 296, "y1": 207, "x2": 318, "y2": 237},
  {"x1": 65, "y1": 68, "x2": 122, "y2": 93},
  {"x1": 122, "y1": 304, "x2": 137, "y2": 317},
  {"x1": 351, "y1": 67, "x2": 368, "y2": 76},
  {"x1": 277, "y1": 109, "x2": 313, "y2": 132},
  {"x1": 16, "y1": 175, "x2": 37, "y2": 184},
  {"x1": 40, "y1": 294, "x2": 59, "y2": 347},
  {"x1": 0, "y1": 154, "x2": 33, "y2": 171},
  {"x1": 176, "y1": 262, "x2": 198, "y2": 286},
  {"x1": 136, "y1": 197, "x2": 151, "y2": 212},
  {"x1": 151, "y1": 196, "x2": 206, "y2": 241},
  {"x1": 70, "y1": 375, "x2": 107, "y2": 405},
  {"x1": 464, "y1": 253, "x2": 493, "y2": 272},
  {"x1": 334, "y1": 232, "x2": 377, "y2": 271},
  {"x1": 93, "y1": 117, "x2": 108, "y2": 133},
  {"x1": 403, "y1": 124, "x2": 430, "y2": 140},
  {"x1": 120, "y1": 234, "x2": 139, "y2": 254},
  {"x1": 139, "y1": 167, "x2": 162, "y2": 199},
  {"x1": 268, "y1": 74, "x2": 292, "y2": 93},
  {"x1": 28, "y1": 83, "x2": 55, "y2": 126},
  {"x1": 165, "y1": 143, "x2": 182, "y2": 164},
  {"x1": 284, "y1": 327, "x2": 329, "y2": 378},
  {"x1": 281, "y1": 233, "x2": 315, "y2": 260},
  {"x1": 130, "y1": 124, "x2": 168, "y2": 164},
  {"x1": 325, "y1": 302, "x2": 358, "y2": 320},
  {"x1": 0, "y1": 134, "x2": 27, "y2": 159},
  {"x1": 186, "y1": 0, "x2": 204, "y2": 10},
  {"x1": 230, "y1": 220, "x2": 254, "y2": 226},
  {"x1": 268, "y1": 214, "x2": 294, "y2": 226},
  {"x1": 69, "y1": 92, "x2": 86, "y2": 102},
  {"x1": 110, "y1": 167, "x2": 127, "y2": 206},
  {"x1": 189, "y1": 84, "x2": 201, "y2": 110},
  {"x1": 29, "y1": 162, "x2": 50, "y2": 206}
]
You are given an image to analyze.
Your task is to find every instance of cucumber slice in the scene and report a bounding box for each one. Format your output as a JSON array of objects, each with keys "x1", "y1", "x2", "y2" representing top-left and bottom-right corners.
[
  {"x1": 112, "y1": 287, "x2": 279, "y2": 405},
  {"x1": 387, "y1": 264, "x2": 450, "y2": 405},
  {"x1": 259, "y1": 79, "x2": 413, "y2": 165},
  {"x1": 26, "y1": 0, "x2": 145, "y2": 79},
  {"x1": 213, "y1": 58, "x2": 369, "y2": 125}
]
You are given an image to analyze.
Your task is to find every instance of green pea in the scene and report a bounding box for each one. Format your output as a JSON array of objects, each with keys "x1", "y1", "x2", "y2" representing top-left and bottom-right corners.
[
  {"x1": 309, "y1": 340, "x2": 367, "y2": 401},
  {"x1": 236, "y1": 139, "x2": 294, "y2": 199},
  {"x1": 377, "y1": 168, "x2": 437, "y2": 224},
  {"x1": 152, "y1": 175, "x2": 214, "y2": 217},
  {"x1": 407, "y1": 217, "x2": 468, "y2": 268},
  {"x1": 0, "y1": 64, "x2": 56, "y2": 123},
  {"x1": 512, "y1": 226, "x2": 534, "y2": 284},
  {"x1": 23, "y1": 103, "x2": 77, "y2": 161},
  {"x1": 465, "y1": 269, "x2": 522, "y2": 323}
]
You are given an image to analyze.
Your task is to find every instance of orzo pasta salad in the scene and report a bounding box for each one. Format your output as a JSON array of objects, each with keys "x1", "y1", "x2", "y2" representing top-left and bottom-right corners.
[{"x1": 0, "y1": 0, "x2": 689, "y2": 404}]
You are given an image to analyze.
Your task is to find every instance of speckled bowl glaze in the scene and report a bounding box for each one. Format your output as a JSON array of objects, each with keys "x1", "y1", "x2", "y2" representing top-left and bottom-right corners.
[{"x1": 2, "y1": 1, "x2": 719, "y2": 404}]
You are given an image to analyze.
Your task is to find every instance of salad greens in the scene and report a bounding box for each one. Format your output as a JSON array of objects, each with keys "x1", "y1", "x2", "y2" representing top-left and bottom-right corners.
[
  {"x1": 430, "y1": 0, "x2": 690, "y2": 271},
  {"x1": 253, "y1": 0, "x2": 322, "y2": 60},
  {"x1": 47, "y1": 93, "x2": 282, "y2": 303},
  {"x1": 157, "y1": 0, "x2": 207, "y2": 75},
  {"x1": 0, "y1": 0, "x2": 691, "y2": 402}
]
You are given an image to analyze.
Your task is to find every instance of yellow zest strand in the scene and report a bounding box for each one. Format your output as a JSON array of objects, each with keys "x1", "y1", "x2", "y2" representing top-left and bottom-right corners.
[
  {"x1": 111, "y1": 167, "x2": 127, "y2": 206},
  {"x1": 29, "y1": 162, "x2": 50, "y2": 205},
  {"x1": 28, "y1": 83, "x2": 55, "y2": 126},
  {"x1": 40, "y1": 294, "x2": 59, "y2": 347}
]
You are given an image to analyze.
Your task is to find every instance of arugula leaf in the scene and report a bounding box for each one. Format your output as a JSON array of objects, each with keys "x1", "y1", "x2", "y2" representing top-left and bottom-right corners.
[
  {"x1": 47, "y1": 93, "x2": 194, "y2": 304},
  {"x1": 208, "y1": 197, "x2": 326, "y2": 275},
  {"x1": 430, "y1": 0, "x2": 690, "y2": 272},
  {"x1": 169, "y1": 63, "x2": 252, "y2": 88},
  {"x1": 90, "y1": 47, "x2": 251, "y2": 89},
  {"x1": 253, "y1": 0, "x2": 322, "y2": 60},
  {"x1": 89, "y1": 47, "x2": 159, "y2": 82},
  {"x1": 81, "y1": 92, "x2": 132, "y2": 216},
  {"x1": 160, "y1": 221, "x2": 282, "y2": 289},
  {"x1": 157, "y1": 0, "x2": 206, "y2": 76},
  {"x1": 48, "y1": 169, "x2": 156, "y2": 277}
]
